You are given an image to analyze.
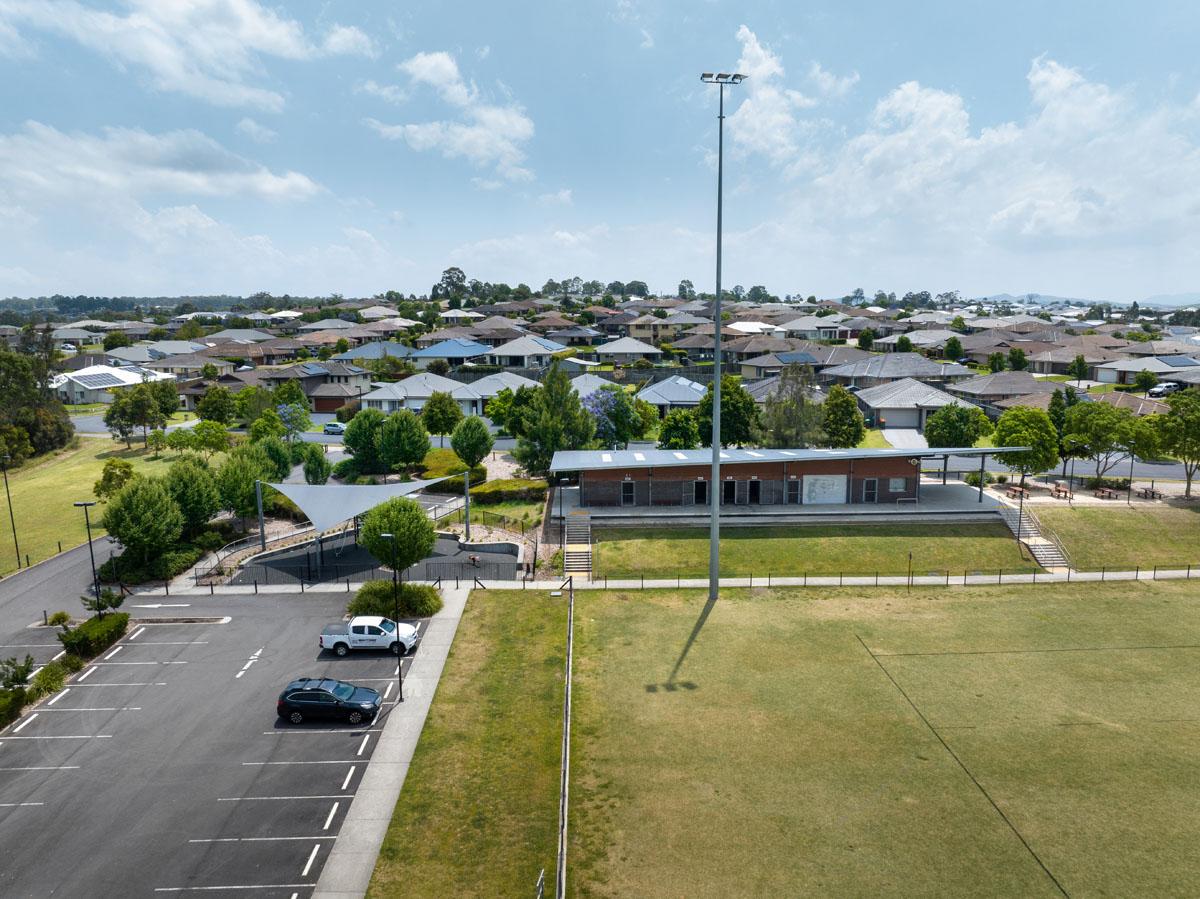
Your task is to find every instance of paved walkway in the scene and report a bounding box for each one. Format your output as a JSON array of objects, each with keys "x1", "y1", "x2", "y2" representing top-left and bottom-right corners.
[{"x1": 313, "y1": 585, "x2": 470, "y2": 899}]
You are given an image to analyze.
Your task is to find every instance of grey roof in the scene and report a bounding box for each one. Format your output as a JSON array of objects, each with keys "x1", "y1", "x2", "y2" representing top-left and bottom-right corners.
[
  {"x1": 488, "y1": 335, "x2": 567, "y2": 357},
  {"x1": 148, "y1": 340, "x2": 208, "y2": 356},
  {"x1": 593, "y1": 336, "x2": 662, "y2": 356},
  {"x1": 570, "y1": 373, "x2": 617, "y2": 398},
  {"x1": 205, "y1": 328, "x2": 275, "y2": 343},
  {"x1": 469, "y1": 371, "x2": 540, "y2": 398},
  {"x1": 106, "y1": 346, "x2": 158, "y2": 363},
  {"x1": 949, "y1": 370, "x2": 1043, "y2": 397},
  {"x1": 636, "y1": 376, "x2": 706, "y2": 406},
  {"x1": 333, "y1": 341, "x2": 414, "y2": 361},
  {"x1": 822, "y1": 353, "x2": 971, "y2": 380},
  {"x1": 362, "y1": 372, "x2": 481, "y2": 401},
  {"x1": 855, "y1": 378, "x2": 974, "y2": 410},
  {"x1": 550, "y1": 446, "x2": 1024, "y2": 472},
  {"x1": 297, "y1": 318, "x2": 356, "y2": 331}
]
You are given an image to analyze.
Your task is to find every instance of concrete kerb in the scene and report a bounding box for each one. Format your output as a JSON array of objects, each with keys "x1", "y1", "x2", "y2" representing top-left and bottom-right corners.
[{"x1": 312, "y1": 585, "x2": 470, "y2": 899}]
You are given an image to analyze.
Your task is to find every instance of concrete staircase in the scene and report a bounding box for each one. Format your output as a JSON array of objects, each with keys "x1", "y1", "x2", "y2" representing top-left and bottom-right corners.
[
  {"x1": 563, "y1": 513, "x2": 592, "y2": 575},
  {"x1": 999, "y1": 505, "x2": 1069, "y2": 569}
]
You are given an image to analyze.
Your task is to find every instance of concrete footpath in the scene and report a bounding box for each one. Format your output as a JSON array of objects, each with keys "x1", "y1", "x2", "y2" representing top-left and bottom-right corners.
[{"x1": 312, "y1": 585, "x2": 470, "y2": 899}]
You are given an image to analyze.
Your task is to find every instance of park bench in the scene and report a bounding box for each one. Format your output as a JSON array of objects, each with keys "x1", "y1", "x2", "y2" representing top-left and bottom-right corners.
[
  {"x1": 1094, "y1": 486, "x2": 1119, "y2": 499},
  {"x1": 1051, "y1": 482, "x2": 1072, "y2": 499},
  {"x1": 1136, "y1": 486, "x2": 1164, "y2": 500},
  {"x1": 1006, "y1": 485, "x2": 1029, "y2": 499}
]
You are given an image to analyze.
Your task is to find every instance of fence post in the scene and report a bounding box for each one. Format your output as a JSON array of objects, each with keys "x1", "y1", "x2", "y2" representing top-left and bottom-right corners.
[
  {"x1": 945, "y1": 570, "x2": 949, "y2": 587},
  {"x1": 1135, "y1": 565, "x2": 1139, "y2": 581},
  {"x1": 209, "y1": 583, "x2": 214, "y2": 595},
  {"x1": 804, "y1": 571, "x2": 807, "y2": 586},
  {"x1": 164, "y1": 579, "x2": 169, "y2": 595},
  {"x1": 300, "y1": 579, "x2": 305, "y2": 593},
  {"x1": 998, "y1": 569, "x2": 1002, "y2": 585},
  {"x1": 58, "y1": 541, "x2": 62, "y2": 554},
  {"x1": 1153, "y1": 565, "x2": 1158, "y2": 581},
  {"x1": 254, "y1": 579, "x2": 258, "y2": 594},
  {"x1": 1102, "y1": 566, "x2": 1106, "y2": 581}
]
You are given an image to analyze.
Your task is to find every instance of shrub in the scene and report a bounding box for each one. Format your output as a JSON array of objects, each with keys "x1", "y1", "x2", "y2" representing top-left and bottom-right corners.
[
  {"x1": 193, "y1": 530, "x2": 226, "y2": 553},
  {"x1": 470, "y1": 478, "x2": 548, "y2": 504},
  {"x1": 0, "y1": 688, "x2": 25, "y2": 728},
  {"x1": 335, "y1": 401, "x2": 360, "y2": 423},
  {"x1": 1085, "y1": 477, "x2": 1131, "y2": 491},
  {"x1": 47, "y1": 611, "x2": 71, "y2": 627},
  {"x1": 963, "y1": 471, "x2": 994, "y2": 487},
  {"x1": 348, "y1": 581, "x2": 443, "y2": 618},
  {"x1": 332, "y1": 458, "x2": 359, "y2": 481},
  {"x1": 58, "y1": 613, "x2": 129, "y2": 658},
  {"x1": 27, "y1": 662, "x2": 66, "y2": 701},
  {"x1": 99, "y1": 545, "x2": 204, "y2": 583},
  {"x1": 995, "y1": 474, "x2": 1008, "y2": 484},
  {"x1": 61, "y1": 654, "x2": 85, "y2": 673}
]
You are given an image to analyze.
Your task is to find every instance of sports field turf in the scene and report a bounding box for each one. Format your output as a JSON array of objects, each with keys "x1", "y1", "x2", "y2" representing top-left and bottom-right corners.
[{"x1": 372, "y1": 581, "x2": 1200, "y2": 897}]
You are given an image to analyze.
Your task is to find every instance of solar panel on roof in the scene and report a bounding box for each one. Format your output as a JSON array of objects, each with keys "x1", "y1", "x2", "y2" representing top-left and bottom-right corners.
[{"x1": 75, "y1": 372, "x2": 124, "y2": 389}]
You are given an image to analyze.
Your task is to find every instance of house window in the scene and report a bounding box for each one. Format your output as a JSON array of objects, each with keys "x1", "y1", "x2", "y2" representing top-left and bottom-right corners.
[{"x1": 888, "y1": 477, "x2": 906, "y2": 493}]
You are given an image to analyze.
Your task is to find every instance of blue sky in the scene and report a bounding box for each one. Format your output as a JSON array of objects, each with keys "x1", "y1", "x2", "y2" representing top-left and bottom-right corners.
[{"x1": 3, "y1": 1, "x2": 1200, "y2": 301}]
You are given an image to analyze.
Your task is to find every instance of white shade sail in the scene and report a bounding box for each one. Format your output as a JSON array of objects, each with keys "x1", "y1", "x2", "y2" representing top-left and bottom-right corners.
[{"x1": 266, "y1": 478, "x2": 448, "y2": 534}]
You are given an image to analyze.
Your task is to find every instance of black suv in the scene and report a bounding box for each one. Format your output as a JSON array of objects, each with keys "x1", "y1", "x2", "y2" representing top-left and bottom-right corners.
[{"x1": 277, "y1": 677, "x2": 382, "y2": 725}]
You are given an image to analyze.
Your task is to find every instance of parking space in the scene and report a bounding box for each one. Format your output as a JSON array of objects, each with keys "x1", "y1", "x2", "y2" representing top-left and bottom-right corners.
[{"x1": 0, "y1": 596, "x2": 432, "y2": 897}]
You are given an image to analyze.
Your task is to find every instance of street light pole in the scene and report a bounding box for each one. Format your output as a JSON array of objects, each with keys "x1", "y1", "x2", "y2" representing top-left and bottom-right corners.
[
  {"x1": 74, "y1": 501, "x2": 100, "y2": 600},
  {"x1": 700, "y1": 71, "x2": 746, "y2": 603},
  {"x1": 380, "y1": 532, "x2": 403, "y2": 702},
  {"x1": 1, "y1": 454, "x2": 18, "y2": 570}
]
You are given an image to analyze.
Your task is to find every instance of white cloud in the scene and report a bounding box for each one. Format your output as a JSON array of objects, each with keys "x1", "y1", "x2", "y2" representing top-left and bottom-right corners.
[
  {"x1": 236, "y1": 117, "x2": 277, "y2": 143},
  {"x1": 639, "y1": 29, "x2": 654, "y2": 50},
  {"x1": 808, "y1": 61, "x2": 858, "y2": 98},
  {"x1": 538, "y1": 188, "x2": 573, "y2": 206},
  {"x1": 356, "y1": 79, "x2": 408, "y2": 104},
  {"x1": 726, "y1": 25, "x2": 818, "y2": 166},
  {"x1": 471, "y1": 177, "x2": 504, "y2": 191},
  {"x1": 0, "y1": 0, "x2": 374, "y2": 110},
  {"x1": 0, "y1": 121, "x2": 320, "y2": 201},
  {"x1": 366, "y1": 49, "x2": 535, "y2": 182}
]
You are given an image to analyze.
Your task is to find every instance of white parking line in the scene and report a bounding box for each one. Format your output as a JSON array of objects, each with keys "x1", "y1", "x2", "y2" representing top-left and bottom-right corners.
[
  {"x1": 76, "y1": 667, "x2": 95, "y2": 682},
  {"x1": 46, "y1": 688, "x2": 68, "y2": 706},
  {"x1": 92, "y1": 661, "x2": 186, "y2": 665},
  {"x1": 301, "y1": 843, "x2": 321, "y2": 877},
  {"x1": 355, "y1": 734, "x2": 370, "y2": 757},
  {"x1": 382, "y1": 681, "x2": 393, "y2": 700},
  {"x1": 260, "y1": 729, "x2": 380, "y2": 736},
  {"x1": 0, "y1": 802, "x2": 43, "y2": 807},
  {"x1": 73, "y1": 682, "x2": 167, "y2": 687},
  {"x1": 50, "y1": 650, "x2": 65, "y2": 661},
  {"x1": 0, "y1": 765, "x2": 80, "y2": 771},
  {"x1": 104, "y1": 645, "x2": 123, "y2": 660},
  {"x1": 235, "y1": 646, "x2": 264, "y2": 680},
  {"x1": 154, "y1": 885, "x2": 315, "y2": 893},
  {"x1": 12, "y1": 713, "x2": 36, "y2": 733},
  {"x1": 189, "y1": 835, "x2": 337, "y2": 843},
  {"x1": 128, "y1": 641, "x2": 209, "y2": 646},
  {"x1": 39, "y1": 707, "x2": 141, "y2": 712},
  {"x1": 340, "y1": 766, "x2": 356, "y2": 791},
  {"x1": 217, "y1": 795, "x2": 351, "y2": 802},
  {"x1": 241, "y1": 760, "x2": 358, "y2": 766},
  {"x1": 3, "y1": 734, "x2": 113, "y2": 740},
  {"x1": 129, "y1": 627, "x2": 147, "y2": 641},
  {"x1": 322, "y1": 801, "x2": 339, "y2": 831}
]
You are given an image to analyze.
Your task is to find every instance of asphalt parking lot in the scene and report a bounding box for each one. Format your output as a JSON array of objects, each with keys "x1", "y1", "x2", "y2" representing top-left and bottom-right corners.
[{"x1": 0, "y1": 591, "x2": 428, "y2": 897}]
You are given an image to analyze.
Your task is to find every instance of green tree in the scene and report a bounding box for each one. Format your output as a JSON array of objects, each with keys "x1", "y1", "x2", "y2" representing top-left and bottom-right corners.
[
  {"x1": 302, "y1": 443, "x2": 332, "y2": 485},
  {"x1": 450, "y1": 416, "x2": 494, "y2": 540},
  {"x1": 146, "y1": 428, "x2": 167, "y2": 458},
  {"x1": 334, "y1": 337, "x2": 350, "y2": 355},
  {"x1": 923, "y1": 403, "x2": 992, "y2": 448},
  {"x1": 993, "y1": 406, "x2": 1059, "y2": 487},
  {"x1": 485, "y1": 388, "x2": 514, "y2": 432},
  {"x1": 249, "y1": 407, "x2": 286, "y2": 443},
  {"x1": 987, "y1": 352, "x2": 1006, "y2": 373},
  {"x1": 950, "y1": 315, "x2": 967, "y2": 332},
  {"x1": 1159, "y1": 391, "x2": 1200, "y2": 498},
  {"x1": 895, "y1": 335, "x2": 913, "y2": 353},
  {"x1": 633, "y1": 398, "x2": 657, "y2": 438},
  {"x1": 856, "y1": 328, "x2": 875, "y2": 351},
  {"x1": 422, "y1": 391, "x2": 463, "y2": 448},
  {"x1": 1066, "y1": 354, "x2": 1089, "y2": 384},
  {"x1": 196, "y1": 386, "x2": 235, "y2": 424},
  {"x1": 272, "y1": 379, "x2": 307, "y2": 408},
  {"x1": 755, "y1": 364, "x2": 825, "y2": 448},
  {"x1": 234, "y1": 385, "x2": 274, "y2": 425},
  {"x1": 584, "y1": 386, "x2": 640, "y2": 449},
  {"x1": 697, "y1": 375, "x2": 759, "y2": 448},
  {"x1": 425, "y1": 359, "x2": 451, "y2": 376},
  {"x1": 343, "y1": 408, "x2": 387, "y2": 474},
  {"x1": 94, "y1": 458, "x2": 136, "y2": 501},
  {"x1": 147, "y1": 379, "x2": 180, "y2": 418},
  {"x1": 104, "y1": 389, "x2": 137, "y2": 448},
  {"x1": 514, "y1": 362, "x2": 594, "y2": 476},
  {"x1": 277, "y1": 402, "x2": 311, "y2": 442},
  {"x1": 101, "y1": 477, "x2": 183, "y2": 567},
  {"x1": 1007, "y1": 347, "x2": 1028, "y2": 371},
  {"x1": 377, "y1": 410, "x2": 430, "y2": 479},
  {"x1": 216, "y1": 452, "x2": 269, "y2": 524},
  {"x1": 103, "y1": 330, "x2": 131, "y2": 350},
  {"x1": 200, "y1": 362, "x2": 220, "y2": 380},
  {"x1": 166, "y1": 428, "x2": 197, "y2": 454},
  {"x1": 257, "y1": 435, "x2": 293, "y2": 481},
  {"x1": 191, "y1": 420, "x2": 230, "y2": 458},
  {"x1": 164, "y1": 459, "x2": 219, "y2": 537},
  {"x1": 657, "y1": 408, "x2": 700, "y2": 449},
  {"x1": 1133, "y1": 369, "x2": 1158, "y2": 393},
  {"x1": 359, "y1": 497, "x2": 436, "y2": 589},
  {"x1": 1064, "y1": 402, "x2": 1138, "y2": 479},
  {"x1": 821, "y1": 385, "x2": 866, "y2": 448},
  {"x1": 943, "y1": 335, "x2": 963, "y2": 360}
]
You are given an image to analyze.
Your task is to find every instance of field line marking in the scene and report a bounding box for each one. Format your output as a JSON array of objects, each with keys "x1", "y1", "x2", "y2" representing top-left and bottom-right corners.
[
  {"x1": 241, "y1": 760, "x2": 358, "y2": 766},
  {"x1": 154, "y1": 884, "x2": 315, "y2": 893},
  {"x1": 189, "y1": 836, "x2": 337, "y2": 843},
  {"x1": 217, "y1": 795, "x2": 351, "y2": 802},
  {"x1": 855, "y1": 634, "x2": 1069, "y2": 898},
  {"x1": 0, "y1": 765, "x2": 80, "y2": 771},
  {"x1": 874, "y1": 642, "x2": 1200, "y2": 658}
]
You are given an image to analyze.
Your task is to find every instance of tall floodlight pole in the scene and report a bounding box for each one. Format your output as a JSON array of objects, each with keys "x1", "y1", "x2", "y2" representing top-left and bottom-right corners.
[{"x1": 700, "y1": 71, "x2": 746, "y2": 603}]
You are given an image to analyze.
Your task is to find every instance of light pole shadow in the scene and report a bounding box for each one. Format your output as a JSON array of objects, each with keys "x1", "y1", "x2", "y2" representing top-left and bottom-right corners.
[{"x1": 664, "y1": 590, "x2": 720, "y2": 687}]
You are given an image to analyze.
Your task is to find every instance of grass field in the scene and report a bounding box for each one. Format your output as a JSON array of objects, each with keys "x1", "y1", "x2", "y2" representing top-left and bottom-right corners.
[
  {"x1": 367, "y1": 589, "x2": 567, "y2": 898},
  {"x1": 0, "y1": 438, "x2": 205, "y2": 575},
  {"x1": 592, "y1": 523, "x2": 1039, "y2": 578},
  {"x1": 1037, "y1": 504, "x2": 1200, "y2": 569},
  {"x1": 372, "y1": 581, "x2": 1200, "y2": 896}
]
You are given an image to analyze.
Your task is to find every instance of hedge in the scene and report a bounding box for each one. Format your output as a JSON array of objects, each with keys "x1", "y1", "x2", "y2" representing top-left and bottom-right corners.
[
  {"x1": 58, "y1": 613, "x2": 130, "y2": 658},
  {"x1": 0, "y1": 688, "x2": 25, "y2": 729},
  {"x1": 348, "y1": 581, "x2": 443, "y2": 619},
  {"x1": 99, "y1": 546, "x2": 204, "y2": 584},
  {"x1": 470, "y1": 478, "x2": 548, "y2": 504}
]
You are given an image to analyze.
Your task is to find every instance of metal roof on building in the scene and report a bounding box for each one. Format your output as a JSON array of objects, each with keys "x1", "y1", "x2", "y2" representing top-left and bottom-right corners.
[{"x1": 550, "y1": 446, "x2": 1024, "y2": 472}]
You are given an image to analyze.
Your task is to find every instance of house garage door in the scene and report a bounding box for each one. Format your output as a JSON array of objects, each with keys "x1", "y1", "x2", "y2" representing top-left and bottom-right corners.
[
  {"x1": 878, "y1": 407, "x2": 919, "y2": 429},
  {"x1": 802, "y1": 474, "x2": 847, "y2": 504}
]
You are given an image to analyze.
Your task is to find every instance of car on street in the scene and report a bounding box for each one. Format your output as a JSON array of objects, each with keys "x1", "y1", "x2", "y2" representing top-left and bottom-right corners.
[
  {"x1": 323, "y1": 421, "x2": 346, "y2": 435},
  {"x1": 277, "y1": 677, "x2": 382, "y2": 725},
  {"x1": 319, "y1": 615, "x2": 419, "y2": 656},
  {"x1": 1148, "y1": 381, "x2": 1182, "y2": 398}
]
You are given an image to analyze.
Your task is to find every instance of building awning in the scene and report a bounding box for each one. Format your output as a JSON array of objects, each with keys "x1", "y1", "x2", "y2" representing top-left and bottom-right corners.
[
  {"x1": 266, "y1": 478, "x2": 448, "y2": 533},
  {"x1": 550, "y1": 447, "x2": 1027, "y2": 473}
]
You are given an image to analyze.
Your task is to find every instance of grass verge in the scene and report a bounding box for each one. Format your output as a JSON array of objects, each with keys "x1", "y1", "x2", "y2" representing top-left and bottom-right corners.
[
  {"x1": 1037, "y1": 504, "x2": 1200, "y2": 569},
  {"x1": 592, "y1": 522, "x2": 1038, "y2": 578}
]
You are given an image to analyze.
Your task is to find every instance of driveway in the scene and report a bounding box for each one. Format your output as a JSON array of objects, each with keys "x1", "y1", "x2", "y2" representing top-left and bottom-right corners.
[{"x1": 882, "y1": 429, "x2": 928, "y2": 449}]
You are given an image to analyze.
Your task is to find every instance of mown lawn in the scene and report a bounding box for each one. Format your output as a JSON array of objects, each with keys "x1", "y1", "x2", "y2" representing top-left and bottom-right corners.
[
  {"x1": 367, "y1": 589, "x2": 567, "y2": 898},
  {"x1": 0, "y1": 437, "x2": 210, "y2": 575},
  {"x1": 1037, "y1": 504, "x2": 1200, "y2": 570},
  {"x1": 592, "y1": 523, "x2": 1038, "y2": 578},
  {"x1": 859, "y1": 428, "x2": 890, "y2": 448}
]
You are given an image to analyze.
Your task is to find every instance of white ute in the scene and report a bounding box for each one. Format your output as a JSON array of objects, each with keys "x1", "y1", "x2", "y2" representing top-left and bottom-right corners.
[{"x1": 319, "y1": 616, "x2": 419, "y2": 656}]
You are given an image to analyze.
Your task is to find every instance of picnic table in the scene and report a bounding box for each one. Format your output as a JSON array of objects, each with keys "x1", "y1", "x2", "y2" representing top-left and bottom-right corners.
[
  {"x1": 1006, "y1": 485, "x2": 1029, "y2": 499},
  {"x1": 1136, "y1": 486, "x2": 1164, "y2": 500},
  {"x1": 1051, "y1": 483, "x2": 1072, "y2": 499},
  {"x1": 1094, "y1": 487, "x2": 1120, "y2": 499}
]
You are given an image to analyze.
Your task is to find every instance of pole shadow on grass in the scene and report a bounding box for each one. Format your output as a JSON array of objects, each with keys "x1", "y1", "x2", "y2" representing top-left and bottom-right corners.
[{"x1": 645, "y1": 591, "x2": 717, "y2": 694}]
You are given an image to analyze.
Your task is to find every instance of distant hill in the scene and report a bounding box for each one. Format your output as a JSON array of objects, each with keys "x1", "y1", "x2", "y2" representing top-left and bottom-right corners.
[
  {"x1": 972, "y1": 292, "x2": 1096, "y2": 306},
  {"x1": 1140, "y1": 292, "x2": 1200, "y2": 308}
]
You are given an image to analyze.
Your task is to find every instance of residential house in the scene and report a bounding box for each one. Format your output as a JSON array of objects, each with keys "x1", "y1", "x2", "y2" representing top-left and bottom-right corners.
[
  {"x1": 1094, "y1": 355, "x2": 1200, "y2": 384},
  {"x1": 332, "y1": 341, "x2": 415, "y2": 362},
  {"x1": 592, "y1": 337, "x2": 663, "y2": 365},
  {"x1": 636, "y1": 376, "x2": 706, "y2": 416},
  {"x1": 571, "y1": 373, "x2": 617, "y2": 399},
  {"x1": 488, "y1": 336, "x2": 567, "y2": 368},
  {"x1": 820, "y1": 353, "x2": 972, "y2": 389},
  {"x1": 50, "y1": 365, "x2": 174, "y2": 405},
  {"x1": 360, "y1": 372, "x2": 483, "y2": 415},
  {"x1": 144, "y1": 354, "x2": 234, "y2": 378},
  {"x1": 410, "y1": 339, "x2": 492, "y2": 369},
  {"x1": 855, "y1": 378, "x2": 979, "y2": 430},
  {"x1": 947, "y1": 371, "x2": 1043, "y2": 409}
]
